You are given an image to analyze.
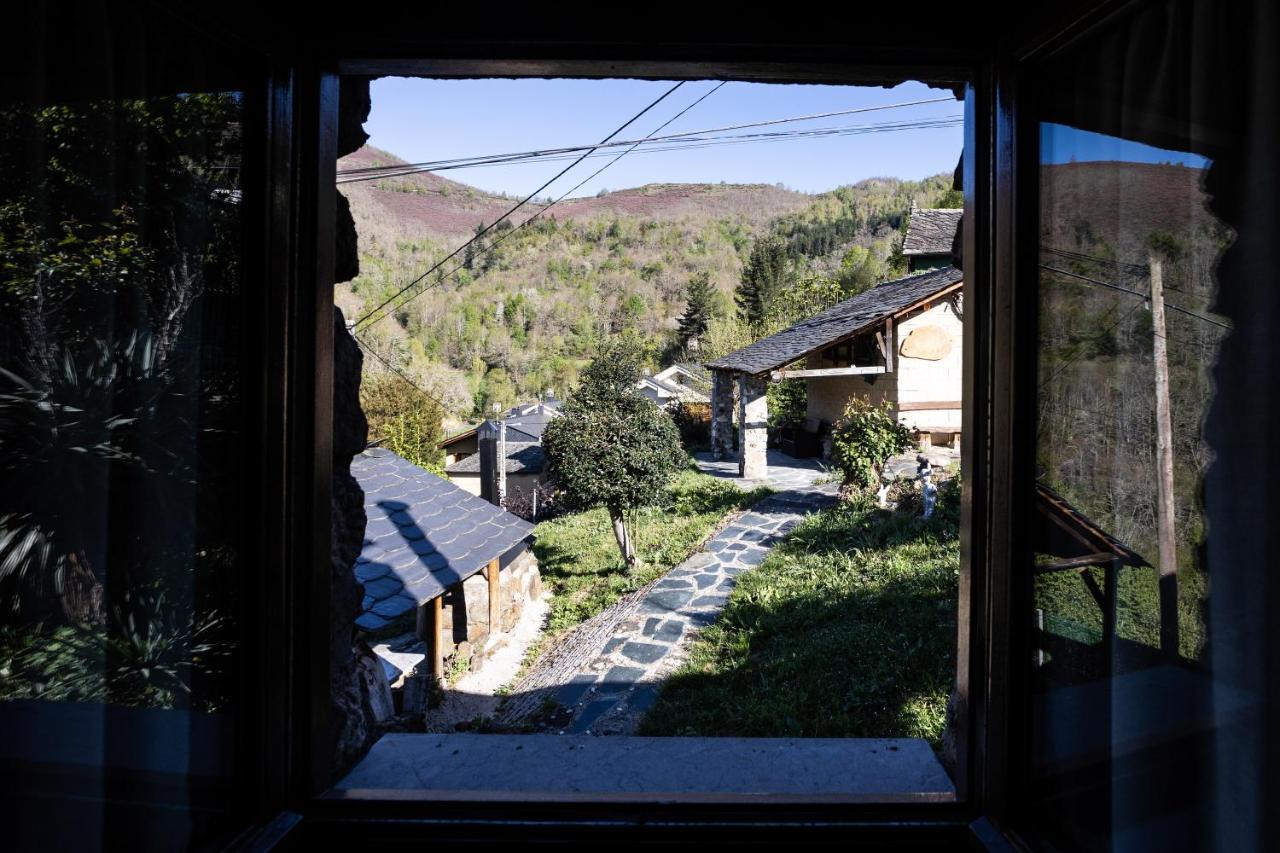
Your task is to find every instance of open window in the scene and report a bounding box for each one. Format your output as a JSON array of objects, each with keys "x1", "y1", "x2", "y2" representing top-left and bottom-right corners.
[
  {"x1": 326, "y1": 70, "x2": 973, "y2": 803},
  {"x1": 4, "y1": 2, "x2": 1279, "y2": 849}
]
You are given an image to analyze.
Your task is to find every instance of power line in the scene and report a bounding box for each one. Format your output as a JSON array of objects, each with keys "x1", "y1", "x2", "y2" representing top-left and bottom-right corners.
[
  {"x1": 354, "y1": 82, "x2": 723, "y2": 332},
  {"x1": 354, "y1": 80, "x2": 725, "y2": 333},
  {"x1": 354, "y1": 333, "x2": 449, "y2": 412},
  {"x1": 352, "y1": 82, "x2": 687, "y2": 332},
  {"x1": 1037, "y1": 264, "x2": 1230, "y2": 330},
  {"x1": 337, "y1": 115, "x2": 963, "y2": 184},
  {"x1": 1041, "y1": 243, "x2": 1199, "y2": 296},
  {"x1": 336, "y1": 95, "x2": 955, "y2": 181}
]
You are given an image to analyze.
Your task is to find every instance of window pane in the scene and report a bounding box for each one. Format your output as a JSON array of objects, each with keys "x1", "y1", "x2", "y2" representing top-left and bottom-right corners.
[
  {"x1": 1026, "y1": 2, "x2": 1253, "y2": 848},
  {"x1": 0, "y1": 16, "x2": 250, "y2": 849}
]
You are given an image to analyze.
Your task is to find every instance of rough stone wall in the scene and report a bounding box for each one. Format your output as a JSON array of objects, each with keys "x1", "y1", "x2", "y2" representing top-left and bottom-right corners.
[
  {"x1": 710, "y1": 369, "x2": 736, "y2": 460},
  {"x1": 738, "y1": 373, "x2": 769, "y2": 479},
  {"x1": 438, "y1": 549, "x2": 542, "y2": 672},
  {"x1": 328, "y1": 75, "x2": 382, "y2": 781}
]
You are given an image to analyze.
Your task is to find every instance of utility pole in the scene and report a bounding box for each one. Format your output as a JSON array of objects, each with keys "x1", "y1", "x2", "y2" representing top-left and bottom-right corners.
[
  {"x1": 497, "y1": 417, "x2": 507, "y2": 509},
  {"x1": 1150, "y1": 255, "x2": 1179, "y2": 658}
]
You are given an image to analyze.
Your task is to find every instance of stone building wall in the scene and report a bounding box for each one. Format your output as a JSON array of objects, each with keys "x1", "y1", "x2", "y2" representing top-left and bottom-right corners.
[{"x1": 437, "y1": 548, "x2": 542, "y2": 674}]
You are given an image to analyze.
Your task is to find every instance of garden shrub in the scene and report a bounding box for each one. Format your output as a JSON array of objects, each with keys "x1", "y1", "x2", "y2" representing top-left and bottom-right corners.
[{"x1": 830, "y1": 398, "x2": 915, "y2": 492}]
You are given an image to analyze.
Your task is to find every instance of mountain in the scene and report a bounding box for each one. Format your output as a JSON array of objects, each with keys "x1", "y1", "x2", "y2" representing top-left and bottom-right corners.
[{"x1": 336, "y1": 144, "x2": 959, "y2": 421}]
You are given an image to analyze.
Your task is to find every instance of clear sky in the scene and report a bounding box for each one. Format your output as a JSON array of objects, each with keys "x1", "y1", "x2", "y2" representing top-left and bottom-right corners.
[
  {"x1": 1041, "y1": 123, "x2": 1209, "y2": 168},
  {"x1": 363, "y1": 78, "x2": 965, "y2": 198}
]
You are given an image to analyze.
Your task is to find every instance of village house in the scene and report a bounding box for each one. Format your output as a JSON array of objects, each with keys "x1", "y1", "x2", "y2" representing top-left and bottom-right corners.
[
  {"x1": 902, "y1": 205, "x2": 963, "y2": 272},
  {"x1": 350, "y1": 448, "x2": 542, "y2": 701},
  {"x1": 636, "y1": 362, "x2": 712, "y2": 406},
  {"x1": 706, "y1": 262, "x2": 963, "y2": 480},
  {"x1": 441, "y1": 397, "x2": 559, "y2": 505}
]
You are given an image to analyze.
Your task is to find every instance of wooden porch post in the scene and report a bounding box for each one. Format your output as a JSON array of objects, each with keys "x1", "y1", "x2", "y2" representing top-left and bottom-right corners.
[
  {"x1": 417, "y1": 596, "x2": 444, "y2": 682},
  {"x1": 486, "y1": 557, "x2": 501, "y2": 634}
]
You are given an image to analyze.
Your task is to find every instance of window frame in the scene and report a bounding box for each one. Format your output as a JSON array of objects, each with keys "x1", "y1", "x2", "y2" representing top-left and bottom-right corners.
[{"x1": 251, "y1": 13, "x2": 1116, "y2": 842}]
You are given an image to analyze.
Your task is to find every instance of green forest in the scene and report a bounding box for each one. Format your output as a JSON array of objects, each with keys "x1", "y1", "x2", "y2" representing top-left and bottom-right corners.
[{"x1": 338, "y1": 145, "x2": 960, "y2": 432}]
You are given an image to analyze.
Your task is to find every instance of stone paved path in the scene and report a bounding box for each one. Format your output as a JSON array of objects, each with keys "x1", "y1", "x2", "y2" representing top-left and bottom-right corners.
[{"x1": 498, "y1": 451, "x2": 837, "y2": 734}]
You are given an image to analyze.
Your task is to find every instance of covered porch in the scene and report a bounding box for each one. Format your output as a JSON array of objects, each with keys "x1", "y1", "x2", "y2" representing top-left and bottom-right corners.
[{"x1": 705, "y1": 266, "x2": 964, "y2": 481}]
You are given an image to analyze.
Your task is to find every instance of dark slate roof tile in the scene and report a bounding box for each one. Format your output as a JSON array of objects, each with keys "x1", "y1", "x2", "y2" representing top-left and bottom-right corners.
[
  {"x1": 705, "y1": 265, "x2": 963, "y2": 376},
  {"x1": 446, "y1": 442, "x2": 546, "y2": 475},
  {"x1": 370, "y1": 593, "x2": 417, "y2": 619},
  {"x1": 355, "y1": 562, "x2": 391, "y2": 583},
  {"x1": 350, "y1": 449, "x2": 535, "y2": 625},
  {"x1": 362, "y1": 575, "x2": 404, "y2": 600},
  {"x1": 355, "y1": 612, "x2": 389, "y2": 631},
  {"x1": 902, "y1": 208, "x2": 963, "y2": 256}
]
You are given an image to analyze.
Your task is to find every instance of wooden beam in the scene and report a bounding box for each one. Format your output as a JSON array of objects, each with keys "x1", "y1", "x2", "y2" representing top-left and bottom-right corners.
[
  {"x1": 884, "y1": 316, "x2": 895, "y2": 373},
  {"x1": 1032, "y1": 552, "x2": 1121, "y2": 574},
  {"x1": 486, "y1": 557, "x2": 501, "y2": 635},
  {"x1": 898, "y1": 400, "x2": 963, "y2": 412},
  {"x1": 425, "y1": 596, "x2": 444, "y2": 682},
  {"x1": 771, "y1": 366, "x2": 886, "y2": 380}
]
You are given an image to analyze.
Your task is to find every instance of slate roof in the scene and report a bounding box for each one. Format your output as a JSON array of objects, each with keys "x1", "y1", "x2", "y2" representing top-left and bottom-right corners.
[
  {"x1": 902, "y1": 208, "x2": 963, "y2": 257},
  {"x1": 438, "y1": 402, "x2": 559, "y2": 449},
  {"x1": 351, "y1": 448, "x2": 535, "y2": 631},
  {"x1": 445, "y1": 441, "x2": 546, "y2": 475},
  {"x1": 704, "y1": 265, "x2": 963, "y2": 376}
]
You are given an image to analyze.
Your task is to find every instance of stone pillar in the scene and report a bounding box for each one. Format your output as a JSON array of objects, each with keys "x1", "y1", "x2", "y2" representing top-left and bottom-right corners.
[
  {"x1": 738, "y1": 373, "x2": 769, "y2": 480},
  {"x1": 710, "y1": 369, "x2": 736, "y2": 460}
]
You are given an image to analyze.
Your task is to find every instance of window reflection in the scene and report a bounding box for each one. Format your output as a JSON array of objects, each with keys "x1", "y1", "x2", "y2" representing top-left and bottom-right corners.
[
  {"x1": 0, "y1": 61, "x2": 247, "y2": 849},
  {"x1": 1030, "y1": 39, "x2": 1234, "y2": 850}
]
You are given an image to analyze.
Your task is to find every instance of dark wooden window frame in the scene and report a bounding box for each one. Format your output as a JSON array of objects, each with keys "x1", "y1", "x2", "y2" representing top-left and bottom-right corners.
[{"x1": 248, "y1": 12, "x2": 1119, "y2": 842}]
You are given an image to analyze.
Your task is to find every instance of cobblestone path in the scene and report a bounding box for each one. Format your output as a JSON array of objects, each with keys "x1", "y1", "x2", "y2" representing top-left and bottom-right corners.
[{"x1": 498, "y1": 452, "x2": 837, "y2": 734}]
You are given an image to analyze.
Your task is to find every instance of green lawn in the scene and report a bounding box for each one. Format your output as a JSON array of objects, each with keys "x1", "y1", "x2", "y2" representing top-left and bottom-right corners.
[
  {"x1": 532, "y1": 467, "x2": 772, "y2": 637},
  {"x1": 638, "y1": 491, "x2": 960, "y2": 745}
]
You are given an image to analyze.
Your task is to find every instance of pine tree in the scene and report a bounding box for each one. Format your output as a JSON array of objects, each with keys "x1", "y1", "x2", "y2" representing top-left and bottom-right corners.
[
  {"x1": 677, "y1": 271, "x2": 715, "y2": 348},
  {"x1": 735, "y1": 235, "x2": 791, "y2": 328}
]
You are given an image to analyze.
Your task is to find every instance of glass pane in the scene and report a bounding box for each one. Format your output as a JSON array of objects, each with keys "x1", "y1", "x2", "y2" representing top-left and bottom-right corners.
[
  {"x1": 0, "y1": 18, "x2": 250, "y2": 849},
  {"x1": 1027, "y1": 2, "x2": 1246, "y2": 849}
]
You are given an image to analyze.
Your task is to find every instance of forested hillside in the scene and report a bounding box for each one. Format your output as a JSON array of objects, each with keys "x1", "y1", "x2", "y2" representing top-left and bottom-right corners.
[{"x1": 338, "y1": 145, "x2": 959, "y2": 425}]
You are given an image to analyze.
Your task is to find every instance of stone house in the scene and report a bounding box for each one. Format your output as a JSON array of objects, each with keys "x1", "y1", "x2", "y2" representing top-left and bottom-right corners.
[
  {"x1": 705, "y1": 264, "x2": 963, "y2": 479},
  {"x1": 350, "y1": 448, "x2": 542, "y2": 683},
  {"x1": 441, "y1": 398, "x2": 559, "y2": 504}
]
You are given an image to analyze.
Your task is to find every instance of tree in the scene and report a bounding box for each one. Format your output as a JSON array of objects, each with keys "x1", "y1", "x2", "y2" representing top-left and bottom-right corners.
[
  {"x1": 541, "y1": 339, "x2": 686, "y2": 569},
  {"x1": 360, "y1": 372, "x2": 446, "y2": 475},
  {"x1": 735, "y1": 235, "x2": 791, "y2": 328},
  {"x1": 676, "y1": 271, "x2": 715, "y2": 348},
  {"x1": 836, "y1": 245, "x2": 887, "y2": 298}
]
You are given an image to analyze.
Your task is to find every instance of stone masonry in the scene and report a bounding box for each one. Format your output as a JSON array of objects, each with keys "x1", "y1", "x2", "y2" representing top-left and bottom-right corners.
[
  {"x1": 709, "y1": 368, "x2": 735, "y2": 461},
  {"x1": 737, "y1": 372, "x2": 769, "y2": 480}
]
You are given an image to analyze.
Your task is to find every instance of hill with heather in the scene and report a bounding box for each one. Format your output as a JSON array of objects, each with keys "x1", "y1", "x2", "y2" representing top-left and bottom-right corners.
[{"x1": 337, "y1": 144, "x2": 960, "y2": 421}]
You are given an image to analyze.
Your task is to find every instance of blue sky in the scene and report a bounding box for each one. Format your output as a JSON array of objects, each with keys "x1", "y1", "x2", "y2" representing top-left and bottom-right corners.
[
  {"x1": 363, "y1": 78, "x2": 965, "y2": 198},
  {"x1": 1041, "y1": 123, "x2": 1209, "y2": 168}
]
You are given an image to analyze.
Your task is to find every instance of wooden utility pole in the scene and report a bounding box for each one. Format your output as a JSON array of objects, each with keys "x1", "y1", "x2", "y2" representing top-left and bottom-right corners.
[{"x1": 1150, "y1": 255, "x2": 1180, "y2": 658}]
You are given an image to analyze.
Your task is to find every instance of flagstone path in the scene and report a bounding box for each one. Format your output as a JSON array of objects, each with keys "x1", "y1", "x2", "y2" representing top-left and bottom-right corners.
[{"x1": 496, "y1": 451, "x2": 838, "y2": 734}]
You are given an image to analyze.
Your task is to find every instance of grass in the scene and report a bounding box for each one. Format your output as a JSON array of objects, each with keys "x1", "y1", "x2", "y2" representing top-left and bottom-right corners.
[
  {"x1": 531, "y1": 467, "x2": 772, "y2": 638},
  {"x1": 638, "y1": 488, "x2": 960, "y2": 746}
]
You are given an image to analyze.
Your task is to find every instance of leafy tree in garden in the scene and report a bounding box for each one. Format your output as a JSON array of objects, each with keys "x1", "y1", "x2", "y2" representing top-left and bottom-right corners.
[
  {"x1": 677, "y1": 271, "x2": 715, "y2": 348},
  {"x1": 541, "y1": 339, "x2": 686, "y2": 570},
  {"x1": 735, "y1": 234, "x2": 791, "y2": 328}
]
